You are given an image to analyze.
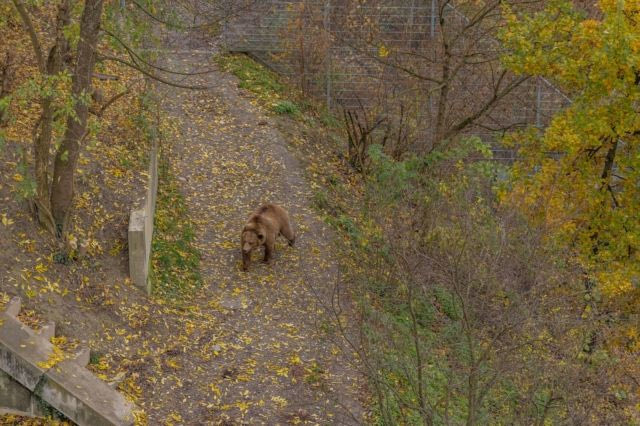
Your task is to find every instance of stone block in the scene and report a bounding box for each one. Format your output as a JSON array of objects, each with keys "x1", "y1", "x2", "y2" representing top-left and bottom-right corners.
[
  {"x1": 74, "y1": 347, "x2": 90, "y2": 367},
  {"x1": 4, "y1": 297, "x2": 21, "y2": 317},
  {"x1": 37, "y1": 321, "x2": 55, "y2": 340},
  {"x1": 0, "y1": 314, "x2": 51, "y2": 391},
  {"x1": 0, "y1": 369, "x2": 35, "y2": 415}
]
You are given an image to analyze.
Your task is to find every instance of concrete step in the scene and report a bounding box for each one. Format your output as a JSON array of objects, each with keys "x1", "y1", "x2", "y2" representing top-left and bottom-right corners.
[{"x1": 0, "y1": 297, "x2": 136, "y2": 425}]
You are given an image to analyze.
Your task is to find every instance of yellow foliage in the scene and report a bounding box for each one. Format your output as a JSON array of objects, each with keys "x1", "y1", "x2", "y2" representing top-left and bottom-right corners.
[{"x1": 500, "y1": 0, "x2": 640, "y2": 306}]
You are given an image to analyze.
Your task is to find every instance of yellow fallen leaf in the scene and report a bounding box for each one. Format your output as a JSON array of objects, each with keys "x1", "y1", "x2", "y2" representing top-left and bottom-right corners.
[
  {"x1": 289, "y1": 354, "x2": 302, "y2": 365},
  {"x1": 271, "y1": 395, "x2": 288, "y2": 408},
  {"x1": 1, "y1": 214, "x2": 14, "y2": 226},
  {"x1": 165, "y1": 358, "x2": 181, "y2": 369}
]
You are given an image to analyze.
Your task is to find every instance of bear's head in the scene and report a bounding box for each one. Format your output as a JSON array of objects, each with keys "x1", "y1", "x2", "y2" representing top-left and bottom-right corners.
[{"x1": 241, "y1": 228, "x2": 265, "y2": 253}]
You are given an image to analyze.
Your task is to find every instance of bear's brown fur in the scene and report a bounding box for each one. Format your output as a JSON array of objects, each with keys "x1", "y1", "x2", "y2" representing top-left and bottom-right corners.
[{"x1": 241, "y1": 203, "x2": 295, "y2": 271}]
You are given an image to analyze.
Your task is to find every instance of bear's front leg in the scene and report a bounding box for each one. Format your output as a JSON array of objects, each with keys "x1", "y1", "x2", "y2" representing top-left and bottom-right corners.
[
  {"x1": 263, "y1": 242, "x2": 274, "y2": 263},
  {"x1": 242, "y1": 251, "x2": 251, "y2": 271}
]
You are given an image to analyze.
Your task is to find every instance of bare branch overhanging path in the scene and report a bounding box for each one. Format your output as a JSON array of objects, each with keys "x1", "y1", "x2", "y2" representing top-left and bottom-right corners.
[{"x1": 147, "y1": 24, "x2": 365, "y2": 425}]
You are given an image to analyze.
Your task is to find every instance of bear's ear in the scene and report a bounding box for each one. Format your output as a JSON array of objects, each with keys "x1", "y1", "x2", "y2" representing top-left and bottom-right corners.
[{"x1": 258, "y1": 233, "x2": 265, "y2": 241}]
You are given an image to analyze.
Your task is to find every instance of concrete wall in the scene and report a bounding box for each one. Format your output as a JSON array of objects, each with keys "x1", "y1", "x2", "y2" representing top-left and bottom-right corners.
[
  {"x1": 0, "y1": 370, "x2": 46, "y2": 417},
  {"x1": 128, "y1": 147, "x2": 159, "y2": 294}
]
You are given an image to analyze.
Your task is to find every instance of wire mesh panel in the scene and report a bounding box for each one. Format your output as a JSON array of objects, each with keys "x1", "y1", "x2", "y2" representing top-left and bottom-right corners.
[{"x1": 223, "y1": 0, "x2": 572, "y2": 154}]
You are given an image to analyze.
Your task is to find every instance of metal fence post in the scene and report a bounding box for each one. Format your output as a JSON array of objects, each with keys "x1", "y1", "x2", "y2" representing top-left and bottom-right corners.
[
  {"x1": 535, "y1": 77, "x2": 542, "y2": 128},
  {"x1": 409, "y1": 0, "x2": 416, "y2": 28},
  {"x1": 324, "y1": 0, "x2": 332, "y2": 110},
  {"x1": 431, "y1": 0, "x2": 437, "y2": 37}
]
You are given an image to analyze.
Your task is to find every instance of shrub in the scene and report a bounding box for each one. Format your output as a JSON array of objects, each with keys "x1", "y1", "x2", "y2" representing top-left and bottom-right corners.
[{"x1": 273, "y1": 100, "x2": 300, "y2": 115}]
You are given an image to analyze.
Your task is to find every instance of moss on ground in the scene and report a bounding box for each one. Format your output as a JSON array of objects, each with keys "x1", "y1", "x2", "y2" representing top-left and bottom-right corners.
[{"x1": 149, "y1": 160, "x2": 201, "y2": 301}]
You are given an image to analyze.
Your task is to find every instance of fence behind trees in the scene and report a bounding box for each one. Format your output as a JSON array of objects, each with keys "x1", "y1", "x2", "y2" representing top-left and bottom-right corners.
[{"x1": 223, "y1": 0, "x2": 571, "y2": 158}]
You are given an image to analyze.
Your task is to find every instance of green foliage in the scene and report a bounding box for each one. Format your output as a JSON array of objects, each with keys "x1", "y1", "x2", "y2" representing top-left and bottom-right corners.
[
  {"x1": 319, "y1": 110, "x2": 340, "y2": 128},
  {"x1": 303, "y1": 360, "x2": 326, "y2": 386},
  {"x1": 273, "y1": 100, "x2": 299, "y2": 115},
  {"x1": 62, "y1": 20, "x2": 80, "y2": 50},
  {"x1": 433, "y1": 286, "x2": 459, "y2": 320},
  {"x1": 214, "y1": 53, "x2": 285, "y2": 103},
  {"x1": 0, "y1": 3, "x2": 14, "y2": 28},
  {"x1": 150, "y1": 160, "x2": 202, "y2": 301},
  {"x1": 12, "y1": 72, "x2": 75, "y2": 153},
  {"x1": 0, "y1": 93, "x2": 10, "y2": 114},
  {"x1": 367, "y1": 137, "x2": 498, "y2": 207},
  {"x1": 327, "y1": 137, "x2": 579, "y2": 424},
  {"x1": 312, "y1": 189, "x2": 330, "y2": 211},
  {"x1": 88, "y1": 351, "x2": 103, "y2": 365},
  {"x1": 134, "y1": 90, "x2": 159, "y2": 143},
  {"x1": 0, "y1": 95, "x2": 7, "y2": 150},
  {"x1": 103, "y1": 0, "x2": 156, "y2": 54},
  {"x1": 366, "y1": 144, "x2": 418, "y2": 205},
  {"x1": 14, "y1": 147, "x2": 36, "y2": 200}
]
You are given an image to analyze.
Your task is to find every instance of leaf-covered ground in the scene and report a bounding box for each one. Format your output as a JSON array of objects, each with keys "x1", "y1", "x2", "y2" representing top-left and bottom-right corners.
[{"x1": 139, "y1": 37, "x2": 365, "y2": 421}]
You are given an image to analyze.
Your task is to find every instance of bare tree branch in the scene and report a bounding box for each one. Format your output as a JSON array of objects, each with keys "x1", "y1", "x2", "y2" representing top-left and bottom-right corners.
[
  {"x1": 99, "y1": 54, "x2": 210, "y2": 90},
  {"x1": 11, "y1": 0, "x2": 45, "y2": 73},
  {"x1": 130, "y1": 0, "x2": 259, "y2": 30},
  {"x1": 102, "y1": 28, "x2": 218, "y2": 76},
  {"x1": 443, "y1": 74, "x2": 530, "y2": 141}
]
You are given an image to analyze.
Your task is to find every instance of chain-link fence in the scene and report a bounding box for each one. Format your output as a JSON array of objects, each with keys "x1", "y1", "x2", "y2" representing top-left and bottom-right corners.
[{"x1": 222, "y1": 0, "x2": 571, "y2": 157}]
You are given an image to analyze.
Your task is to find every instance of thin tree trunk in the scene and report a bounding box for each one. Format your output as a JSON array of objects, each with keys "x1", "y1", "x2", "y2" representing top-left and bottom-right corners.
[
  {"x1": 50, "y1": 0, "x2": 105, "y2": 233},
  {"x1": 434, "y1": 54, "x2": 450, "y2": 147},
  {"x1": 33, "y1": 0, "x2": 71, "y2": 233},
  {"x1": 0, "y1": 52, "x2": 14, "y2": 99},
  {"x1": 10, "y1": 0, "x2": 45, "y2": 73},
  {"x1": 600, "y1": 138, "x2": 618, "y2": 182},
  {"x1": 407, "y1": 282, "x2": 433, "y2": 425},
  {"x1": 0, "y1": 52, "x2": 14, "y2": 126},
  {"x1": 433, "y1": 3, "x2": 451, "y2": 148}
]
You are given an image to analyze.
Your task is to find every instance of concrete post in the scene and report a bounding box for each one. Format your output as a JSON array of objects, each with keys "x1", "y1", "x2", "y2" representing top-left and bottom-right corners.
[
  {"x1": 128, "y1": 208, "x2": 148, "y2": 292},
  {"x1": 128, "y1": 147, "x2": 158, "y2": 295}
]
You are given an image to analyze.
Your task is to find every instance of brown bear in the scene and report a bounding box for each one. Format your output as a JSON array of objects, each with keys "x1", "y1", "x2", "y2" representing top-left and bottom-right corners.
[{"x1": 241, "y1": 203, "x2": 295, "y2": 271}]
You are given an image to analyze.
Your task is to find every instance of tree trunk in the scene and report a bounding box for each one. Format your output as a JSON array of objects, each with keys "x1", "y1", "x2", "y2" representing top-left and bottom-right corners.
[
  {"x1": 600, "y1": 138, "x2": 618, "y2": 182},
  {"x1": 33, "y1": 0, "x2": 71, "y2": 233},
  {"x1": 434, "y1": 44, "x2": 450, "y2": 148},
  {"x1": 0, "y1": 52, "x2": 14, "y2": 126},
  {"x1": 0, "y1": 53, "x2": 12, "y2": 97},
  {"x1": 50, "y1": 0, "x2": 104, "y2": 233}
]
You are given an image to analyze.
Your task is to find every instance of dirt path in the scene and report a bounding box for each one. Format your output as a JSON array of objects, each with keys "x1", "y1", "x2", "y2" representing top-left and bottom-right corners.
[{"x1": 144, "y1": 31, "x2": 364, "y2": 425}]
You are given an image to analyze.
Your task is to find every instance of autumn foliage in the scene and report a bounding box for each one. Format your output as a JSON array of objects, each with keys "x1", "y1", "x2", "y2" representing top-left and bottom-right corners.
[{"x1": 500, "y1": 0, "x2": 640, "y2": 357}]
